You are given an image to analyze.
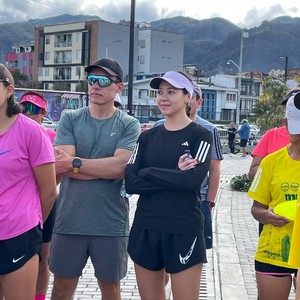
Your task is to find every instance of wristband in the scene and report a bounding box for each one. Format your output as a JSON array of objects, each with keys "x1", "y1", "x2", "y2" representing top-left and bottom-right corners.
[{"x1": 206, "y1": 200, "x2": 215, "y2": 208}]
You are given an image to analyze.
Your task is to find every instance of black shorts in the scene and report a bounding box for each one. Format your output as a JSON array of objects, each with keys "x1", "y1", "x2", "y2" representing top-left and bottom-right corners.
[
  {"x1": 128, "y1": 226, "x2": 207, "y2": 274},
  {"x1": 43, "y1": 201, "x2": 57, "y2": 243},
  {"x1": 255, "y1": 260, "x2": 298, "y2": 277},
  {"x1": 240, "y1": 139, "x2": 248, "y2": 147},
  {"x1": 0, "y1": 225, "x2": 42, "y2": 275}
]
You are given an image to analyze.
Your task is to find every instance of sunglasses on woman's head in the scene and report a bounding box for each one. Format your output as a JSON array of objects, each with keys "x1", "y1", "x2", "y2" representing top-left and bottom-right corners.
[
  {"x1": 86, "y1": 75, "x2": 120, "y2": 87},
  {"x1": 22, "y1": 103, "x2": 40, "y2": 115}
]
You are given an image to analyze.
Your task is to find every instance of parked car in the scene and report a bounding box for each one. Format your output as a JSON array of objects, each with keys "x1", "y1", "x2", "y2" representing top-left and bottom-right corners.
[
  {"x1": 42, "y1": 117, "x2": 58, "y2": 131},
  {"x1": 214, "y1": 124, "x2": 228, "y2": 139},
  {"x1": 140, "y1": 122, "x2": 154, "y2": 132}
]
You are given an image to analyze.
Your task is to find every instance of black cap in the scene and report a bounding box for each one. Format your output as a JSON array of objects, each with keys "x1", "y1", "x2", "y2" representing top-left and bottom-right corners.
[
  {"x1": 282, "y1": 86, "x2": 300, "y2": 106},
  {"x1": 85, "y1": 58, "x2": 123, "y2": 82}
]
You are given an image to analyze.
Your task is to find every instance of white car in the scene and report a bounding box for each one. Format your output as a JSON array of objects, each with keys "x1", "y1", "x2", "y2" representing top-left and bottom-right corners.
[{"x1": 42, "y1": 117, "x2": 58, "y2": 130}]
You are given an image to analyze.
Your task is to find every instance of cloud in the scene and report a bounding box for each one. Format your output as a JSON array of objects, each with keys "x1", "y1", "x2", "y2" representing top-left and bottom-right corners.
[{"x1": 243, "y1": 4, "x2": 288, "y2": 28}]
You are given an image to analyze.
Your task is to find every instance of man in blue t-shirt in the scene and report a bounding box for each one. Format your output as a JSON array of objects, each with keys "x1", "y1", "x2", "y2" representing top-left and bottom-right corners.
[{"x1": 238, "y1": 119, "x2": 250, "y2": 157}]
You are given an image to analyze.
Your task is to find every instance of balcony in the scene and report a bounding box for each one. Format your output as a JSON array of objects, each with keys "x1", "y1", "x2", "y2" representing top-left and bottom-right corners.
[
  {"x1": 54, "y1": 75, "x2": 71, "y2": 80},
  {"x1": 54, "y1": 41, "x2": 72, "y2": 48},
  {"x1": 54, "y1": 58, "x2": 72, "y2": 64}
]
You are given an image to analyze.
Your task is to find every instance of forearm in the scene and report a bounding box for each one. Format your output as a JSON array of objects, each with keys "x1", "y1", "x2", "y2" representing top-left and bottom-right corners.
[
  {"x1": 79, "y1": 157, "x2": 126, "y2": 179},
  {"x1": 40, "y1": 188, "x2": 58, "y2": 222},
  {"x1": 207, "y1": 161, "x2": 221, "y2": 201},
  {"x1": 251, "y1": 205, "x2": 269, "y2": 224}
]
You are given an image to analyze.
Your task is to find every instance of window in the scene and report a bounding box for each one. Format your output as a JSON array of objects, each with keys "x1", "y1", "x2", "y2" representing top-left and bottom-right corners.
[
  {"x1": 54, "y1": 51, "x2": 72, "y2": 64},
  {"x1": 140, "y1": 39, "x2": 146, "y2": 48},
  {"x1": 76, "y1": 49, "x2": 81, "y2": 60},
  {"x1": 226, "y1": 93, "x2": 236, "y2": 102},
  {"x1": 45, "y1": 52, "x2": 50, "y2": 61},
  {"x1": 44, "y1": 67, "x2": 49, "y2": 77},
  {"x1": 139, "y1": 55, "x2": 145, "y2": 64},
  {"x1": 149, "y1": 90, "x2": 157, "y2": 98},
  {"x1": 45, "y1": 35, "x2": 50, "y2": 45}
]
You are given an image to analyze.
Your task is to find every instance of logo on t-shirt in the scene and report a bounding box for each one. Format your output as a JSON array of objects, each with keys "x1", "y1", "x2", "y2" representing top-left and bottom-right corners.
[{"x1": 0, "y1": 150, "x2": 12, "y2": 156}]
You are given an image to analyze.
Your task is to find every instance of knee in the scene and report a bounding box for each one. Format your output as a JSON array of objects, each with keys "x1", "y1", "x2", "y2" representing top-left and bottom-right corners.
[
  {"x1": 98, "y1": 280, "x2": 120, "y2": 299},
  {"x1": 51, "y1": 277, "x2": 77, "y2": 299}
]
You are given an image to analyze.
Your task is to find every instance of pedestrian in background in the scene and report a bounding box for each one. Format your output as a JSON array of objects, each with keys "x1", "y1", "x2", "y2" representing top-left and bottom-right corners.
[
  {"x1": 49, "y1": 58, "x2": 140, "y2": 300},
  {"x1": 125, "y1": 71, "x2": 212, "y2": 300},
  {"x1": 247, "y1": 92, "x2": 300, "y2": 300},
  {"x1": 238, "y1": 119, "x2": 250, "y2": 157},
  {"x1": 19, "y1": 91, "x2": 57, "y2": 300},
  {"x1": 0, "y1": 65, "x2": 57, "y2": 300},
  {"x1": 228, "y1": 121, "x2": 237, "y2": 156}
]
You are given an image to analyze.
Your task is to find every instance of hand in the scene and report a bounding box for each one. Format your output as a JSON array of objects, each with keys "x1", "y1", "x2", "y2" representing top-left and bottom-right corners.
[
  {"x1": 177, "y1": 153, "x2": 198, "y2": 170},
  {"x1": 54, "y1": 147, "x2": 73, "y2": 175},
  {"x1": 267, "y1": 208, "x2": 291, "y2": 227}
]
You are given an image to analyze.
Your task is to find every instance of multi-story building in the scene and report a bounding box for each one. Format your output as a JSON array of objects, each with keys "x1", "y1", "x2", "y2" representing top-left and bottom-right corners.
[
  {"x1": 34, "y1": 20, "x2": 184, "y2": 91},
  {"x1": 121, "y1": 72, "x2": 263, "y2": 124},
  {"x1": 137, "y1": 28, "x2": 184, "y2": 74},
  {"x1": 5, "y1": 41, "x2": 35, "y2": 81}
]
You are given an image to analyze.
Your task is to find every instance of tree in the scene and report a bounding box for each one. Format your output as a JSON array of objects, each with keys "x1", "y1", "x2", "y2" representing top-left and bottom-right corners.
[
  {"x1": 75, "y1": 80, "x2": 88, "y2": 92},
  {"x1": 252, "y1": 77, "x2": 286, "y2": 133},
  {"x1": 10, "y1": 69, "x2": 28, "y2": 87},
  {"x1": 52, "y1": 81, "x2": 71, "y2": 91}
]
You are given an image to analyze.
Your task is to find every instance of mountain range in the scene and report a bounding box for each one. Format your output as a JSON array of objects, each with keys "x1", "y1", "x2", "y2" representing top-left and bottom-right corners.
[{"x1": 1, "y1": 14, "x2": 299, "y2": 75}]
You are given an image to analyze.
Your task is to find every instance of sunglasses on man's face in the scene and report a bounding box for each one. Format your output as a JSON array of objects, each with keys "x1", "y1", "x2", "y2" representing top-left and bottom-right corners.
[
  {"x1": 86, "y1": 75, "x2": 120, "y2": 87},
  {"x1": 22, "y1": 103, "x2": 40, "y2": 115}
]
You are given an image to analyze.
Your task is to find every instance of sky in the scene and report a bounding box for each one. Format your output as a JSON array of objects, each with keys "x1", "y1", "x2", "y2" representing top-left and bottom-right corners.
[{"x1": 0, "y1": 0, "x2": 299, "y2": 28}]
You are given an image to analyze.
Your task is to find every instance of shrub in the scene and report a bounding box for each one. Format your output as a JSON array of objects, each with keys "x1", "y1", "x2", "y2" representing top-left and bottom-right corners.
[{"x1": 230, "y1": 174, "x2": 251, "y2": 192}]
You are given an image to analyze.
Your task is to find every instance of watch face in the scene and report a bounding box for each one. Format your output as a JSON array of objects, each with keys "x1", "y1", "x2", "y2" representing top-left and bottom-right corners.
[{"x1": 72, "y1": 158, "x2": 82, "y2": 168}]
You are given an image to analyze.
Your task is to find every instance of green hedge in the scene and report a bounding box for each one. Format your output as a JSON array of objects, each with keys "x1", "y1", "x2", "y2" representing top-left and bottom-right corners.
[{"x1": 230, "y1": 174, "x2": 251, "y2": 192}]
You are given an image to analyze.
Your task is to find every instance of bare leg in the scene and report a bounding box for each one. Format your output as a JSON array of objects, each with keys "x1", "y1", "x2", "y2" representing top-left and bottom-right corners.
[
  {"x1": 134, "y1": 263, "x2": 166, "y2": 300},
  {"x1": 0, "y1": 281, "x2": 3, "y2": 299},
  {"x1": 50, "y1": 276, "x2": 79, "y2": 300},
  {"x1": 171, "y1": 263, "x2": 202, "y2": 300},
  {"x1": 36, "y1": 241, "x2": 51, "y2": 296},
  {"x1": 98, "y1": 280, "x2": 121, "y2": 300},
  {"x1": 1, "y1": 254, "x2": 39, "y2": 300},
  {"x1": 256, "y1": 273, "x2": 292, "y2": 300},
  {"x1": 295, "y1": 272, "x2": 300, "y2": 300}
]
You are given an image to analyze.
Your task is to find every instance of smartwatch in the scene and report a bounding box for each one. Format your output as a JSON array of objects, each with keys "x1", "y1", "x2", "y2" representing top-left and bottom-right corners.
[{"x1": 72, "y1": 157, "x2": 82, "y2": 174}]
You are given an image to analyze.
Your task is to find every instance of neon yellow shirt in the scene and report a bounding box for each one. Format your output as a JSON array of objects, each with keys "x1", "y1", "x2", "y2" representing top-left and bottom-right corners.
[{"x1": 248, "y1": 146, "x2": 300, "y2": 268}]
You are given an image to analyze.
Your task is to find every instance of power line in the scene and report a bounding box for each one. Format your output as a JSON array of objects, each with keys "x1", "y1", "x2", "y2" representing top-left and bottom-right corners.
[{"x1": 21, "y1": 0, "x2": 68, "y2": 14}]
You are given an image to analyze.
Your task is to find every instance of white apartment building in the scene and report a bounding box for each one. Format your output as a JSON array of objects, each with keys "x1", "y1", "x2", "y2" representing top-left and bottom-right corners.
[{"x1": 34, "y1": 20, "x2": 184, "y2": 91}]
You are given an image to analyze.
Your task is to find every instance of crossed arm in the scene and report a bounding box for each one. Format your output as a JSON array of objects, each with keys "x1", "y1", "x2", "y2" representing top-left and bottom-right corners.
[{"x1": 54, "y1": 145, "x2": 133, "y2": 181}]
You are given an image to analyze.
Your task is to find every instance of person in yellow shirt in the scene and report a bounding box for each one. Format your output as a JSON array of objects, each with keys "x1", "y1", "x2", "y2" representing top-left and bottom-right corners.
[{"x1": 248, "y1": 92, "x2": 300, "y2": 300}]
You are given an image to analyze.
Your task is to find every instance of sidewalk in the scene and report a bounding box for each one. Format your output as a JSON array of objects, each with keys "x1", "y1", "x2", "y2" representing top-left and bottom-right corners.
[{"x1": 46, "y1": 153, "x2": 295, "y2": 299}]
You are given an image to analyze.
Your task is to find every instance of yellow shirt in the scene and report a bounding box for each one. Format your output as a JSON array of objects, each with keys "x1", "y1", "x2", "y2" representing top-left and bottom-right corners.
[{"x1": 248, "y1": 146, "x2": 300, "y2": 268}]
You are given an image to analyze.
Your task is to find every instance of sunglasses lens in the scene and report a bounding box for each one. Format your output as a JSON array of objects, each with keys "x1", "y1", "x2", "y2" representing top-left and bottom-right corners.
[
  {"x1": 87, "y1": 75, "x2": 112, "y2": 87},
  {"x1": 23, "y1": 103, "x2": 40, "y2": 115},
  {"x1": 87, "y1": 77, "x2": 97, "y2": 86},
  {"x1": 98, "y1": 77, "x2": 111, "y2": 87}
]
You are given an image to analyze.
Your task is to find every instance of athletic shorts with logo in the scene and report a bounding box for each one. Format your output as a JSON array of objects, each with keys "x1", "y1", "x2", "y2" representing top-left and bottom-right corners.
[
  {"x1": 0, "y1": 225, "x2": 42, "y2": 275},
  {"x1": 128, "y1": 226, "x2": 207, "y2": 273},
  {"x1": 49, "y1": 233, "x2": 128, "y2": 281}
]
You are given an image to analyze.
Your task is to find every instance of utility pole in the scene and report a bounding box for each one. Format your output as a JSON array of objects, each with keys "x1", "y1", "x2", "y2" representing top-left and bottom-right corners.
[
  {"x1": 279, "y1": 56, "x2": 288, "y2": 83},
  {"x1": 127, "y1": 0, "x2": 135, "y2": 116}
]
